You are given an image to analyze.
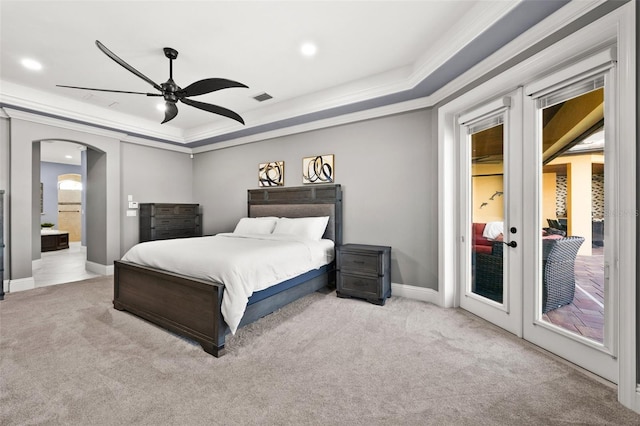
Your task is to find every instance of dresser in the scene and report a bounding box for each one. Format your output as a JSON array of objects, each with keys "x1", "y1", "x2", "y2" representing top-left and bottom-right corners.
[
  {"x1": 139, "y1": 203, "x2": 202, "y2": 242},
  {"x1": 336, "y1": 243, "x2": 391, "y2": 305},
  {"x1": 0, "y1": 190, "x2": 4, "y2": 300}
]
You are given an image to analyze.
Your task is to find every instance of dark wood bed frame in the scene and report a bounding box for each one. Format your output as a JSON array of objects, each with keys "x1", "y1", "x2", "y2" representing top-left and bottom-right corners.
[{"x1": 113, "y1": 184, "x2": 342, "y2": 357}]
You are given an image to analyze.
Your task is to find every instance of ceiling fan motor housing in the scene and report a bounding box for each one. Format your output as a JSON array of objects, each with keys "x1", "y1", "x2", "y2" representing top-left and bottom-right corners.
[
  {"x1": 163, "y1": 47, "x2": 178, "y2": 60},
  {"x1": 161, "y1": 80, "x2": 180, "y2": 102}
]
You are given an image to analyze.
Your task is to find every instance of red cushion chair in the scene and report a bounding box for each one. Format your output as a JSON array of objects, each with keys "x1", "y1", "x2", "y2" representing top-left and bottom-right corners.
[{"x1": 472, "y1": 223, "x2": 493, "y2": 254}]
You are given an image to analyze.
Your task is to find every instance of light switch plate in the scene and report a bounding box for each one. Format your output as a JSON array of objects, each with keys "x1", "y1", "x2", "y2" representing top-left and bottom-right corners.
[
  {"x1": 128, "y1": 201, "x2": 138, "y2": 209},
  {"x1": 126, "y1": 210, "x2": 137, "y2": 217}
]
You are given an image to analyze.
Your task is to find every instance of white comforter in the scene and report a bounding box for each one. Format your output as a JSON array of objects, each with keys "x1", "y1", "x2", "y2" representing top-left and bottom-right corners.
[{"x1": 121, "y1": 233, "x2": 334, "y2": 334}]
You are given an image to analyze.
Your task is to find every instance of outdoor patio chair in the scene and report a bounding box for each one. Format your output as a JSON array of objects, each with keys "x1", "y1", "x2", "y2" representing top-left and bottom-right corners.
[{"x1": 474, "y1": 236, "x2": 585, "y2": 311}]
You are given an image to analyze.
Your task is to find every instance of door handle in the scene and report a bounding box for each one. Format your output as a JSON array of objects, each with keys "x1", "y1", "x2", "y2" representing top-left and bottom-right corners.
[{"x1": 502, "y1": 241, "x2": 517, "y2": 248}]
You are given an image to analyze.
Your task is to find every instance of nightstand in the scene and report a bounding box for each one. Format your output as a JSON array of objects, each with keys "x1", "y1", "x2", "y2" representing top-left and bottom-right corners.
[{"x1": 336, "y1": 244, "x2": 391, "y2": 305}]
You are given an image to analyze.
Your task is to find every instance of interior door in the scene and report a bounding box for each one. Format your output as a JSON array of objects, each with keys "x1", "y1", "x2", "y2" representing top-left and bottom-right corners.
[
  {"x1": 458, "y1": 90, "x2": 523, "y2": 336},
  {"x1": 522, "y1": 56, "x2": 618, "y2": 382}
]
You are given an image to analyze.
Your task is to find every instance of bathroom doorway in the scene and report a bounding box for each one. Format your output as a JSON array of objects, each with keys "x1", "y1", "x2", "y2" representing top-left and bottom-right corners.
[{"x1": 36, "y1": 141, "x2": 97, "y2": 286}]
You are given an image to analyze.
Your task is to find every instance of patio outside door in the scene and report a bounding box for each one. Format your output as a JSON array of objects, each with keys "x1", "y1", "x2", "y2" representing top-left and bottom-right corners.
[{"x1": 458, "y1": 90, "x2": 523, "y2": 336}]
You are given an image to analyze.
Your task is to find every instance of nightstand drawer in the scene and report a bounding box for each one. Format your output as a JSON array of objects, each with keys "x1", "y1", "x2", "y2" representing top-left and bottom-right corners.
[
  {"x1": 338, "y1": 252, "x2": 381, "y2": 275},
  {"x1": 338, "y1": 273, "x2": 380, "y2": 297}
]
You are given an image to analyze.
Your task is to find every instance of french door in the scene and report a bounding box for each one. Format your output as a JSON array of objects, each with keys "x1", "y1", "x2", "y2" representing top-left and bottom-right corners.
[
  {"x1": 458, "y1": 89, "x2": 523, "y2": 337},
  {"x1": 521, "y1": 54, "x2": 618, "y2": 382},
  {"x1": 459, "y1": 51, "x2": 618, "y2": 382}
]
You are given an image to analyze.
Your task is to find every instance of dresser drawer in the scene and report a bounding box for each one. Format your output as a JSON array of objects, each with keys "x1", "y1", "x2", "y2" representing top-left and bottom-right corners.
[
  {"x1": 151, "y1": 216, "x2": 198, "y2": 230},
  {"x1": 338, "y1": 273, "x2": 380, "y2": 298},
  {"x1": 152, "y1": 204, "x2": 199, "y2": 216}
]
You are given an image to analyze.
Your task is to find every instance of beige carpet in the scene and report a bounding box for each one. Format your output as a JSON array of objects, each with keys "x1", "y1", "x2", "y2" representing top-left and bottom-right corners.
[{"x1": 1, "y1": 276, "x2": 638, "y2": 425}]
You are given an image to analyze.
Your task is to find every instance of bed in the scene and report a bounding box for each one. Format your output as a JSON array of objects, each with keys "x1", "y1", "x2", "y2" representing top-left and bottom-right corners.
[{"x1": 113, "y1": 184, "x2": 342, "y2": 357}]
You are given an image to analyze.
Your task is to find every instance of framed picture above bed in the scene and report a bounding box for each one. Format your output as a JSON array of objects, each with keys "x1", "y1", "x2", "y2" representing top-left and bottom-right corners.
[
  {"x1": 302, "y1": 154, "x2": 334, "y2": 184},
  {"x1": 258, "y1": 161, "x2": 285, "y2": 187}
]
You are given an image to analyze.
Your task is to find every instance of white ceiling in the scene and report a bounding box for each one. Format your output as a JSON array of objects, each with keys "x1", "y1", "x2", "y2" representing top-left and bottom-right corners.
[
  {"x1": 40, "y1": 140, "x2": 84, "y2": 166},
  {"x1": 1, "y1": 0, "x2": 570, "y2": 155}
]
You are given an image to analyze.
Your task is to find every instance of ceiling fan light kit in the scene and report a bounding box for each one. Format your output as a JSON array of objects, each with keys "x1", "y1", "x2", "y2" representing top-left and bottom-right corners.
[{"x1": 56, "y1": 40, "x2": 248, "y2": 125}]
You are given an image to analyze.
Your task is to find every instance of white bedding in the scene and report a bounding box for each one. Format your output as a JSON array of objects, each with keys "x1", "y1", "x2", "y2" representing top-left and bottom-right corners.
[{"x1": 121, "y1": 233, "x2": 334, "y2": 334}]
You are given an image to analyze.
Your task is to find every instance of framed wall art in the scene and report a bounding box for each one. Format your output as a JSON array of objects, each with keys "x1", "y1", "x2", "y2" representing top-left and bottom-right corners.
[
  {"x1": 302, "y1": 154, "x2": 334, "y2": 184},
  {"x1": 258, "y1": 161, "x2": 285, "y2": 187}
]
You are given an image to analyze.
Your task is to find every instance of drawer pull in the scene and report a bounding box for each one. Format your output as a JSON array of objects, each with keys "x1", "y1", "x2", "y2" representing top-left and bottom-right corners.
[{"x1": 353, "y1": 260, "x2": 365, "y2": 264}]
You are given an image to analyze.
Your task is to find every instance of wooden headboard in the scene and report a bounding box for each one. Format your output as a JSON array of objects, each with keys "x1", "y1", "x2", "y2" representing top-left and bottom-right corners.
[{"x1": 247, "y1": 184, "x2": 342, "y2": 245}]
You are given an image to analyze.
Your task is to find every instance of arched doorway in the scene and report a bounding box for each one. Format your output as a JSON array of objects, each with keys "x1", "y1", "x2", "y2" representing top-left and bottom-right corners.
[
  {"x1": 35, "y1": 141, "x2": 97, "y2": 286},
  {"x1": 6, "y1": 110, "x2": 121, "y2": 293}
]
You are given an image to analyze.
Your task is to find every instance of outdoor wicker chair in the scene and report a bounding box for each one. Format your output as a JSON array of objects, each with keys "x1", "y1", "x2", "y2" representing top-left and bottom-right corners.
[
  {"x1": 541, "y1": 236, "x2": 584, "y2": 313},
  {"x1": 474, "y1": 236, "x2": 584, "y2": 311},
  {"x1": 474, "y1": 243, "x2": 504, "y2": 303}
]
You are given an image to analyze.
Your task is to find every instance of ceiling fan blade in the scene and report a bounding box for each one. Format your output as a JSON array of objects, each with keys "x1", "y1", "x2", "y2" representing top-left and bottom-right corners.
[
  {"x1": 179, "y1": 78, "x2": 248, "y2": 97},
  {"x1": 180, "y1": 98, "x2": 245, "y2": 125},
  {"x1": 95, "y1": 40, "x2": 163, "y2": 92},
  {"x1": 56, "y1": 84, "x2": 161, "y2": 96},
  {"x1": 161, "y1": 102, "x2": 179, "y2": 124}
]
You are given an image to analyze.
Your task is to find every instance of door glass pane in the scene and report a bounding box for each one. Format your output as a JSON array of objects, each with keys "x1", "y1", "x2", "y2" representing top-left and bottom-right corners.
[
  {"x1": 470, "y1": 123, "x2": 504, "y2": 303},
  {"x1": 539, "y1": 87, "x2": 605, "y2": 344}
]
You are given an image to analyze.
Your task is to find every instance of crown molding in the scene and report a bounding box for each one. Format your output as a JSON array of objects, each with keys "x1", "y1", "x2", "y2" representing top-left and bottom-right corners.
[
  {"x1": 0, "y1": 82, "x2": 185, "y2": 143},
  {"x1": 2, "y1": 106, "x2": 191, "y2": 153},
  {"x1": 2, "y1": 107, "x2": 128, "y2": 140},
  {"x1": 409, "y1": 0, "x2": 520, "y2": 88},
  {"x1": 183, "y1": 64, "x2": 414, "y2": 143},
  {"x1": 121, "y1": 134, "x2": 192, "y2": 153},
  {"x1": 192, "y1": 95, "x2": 433, "y2": 153},
  {"x1": 426, "y1": 0, "x2": 608, "y2": 107}
]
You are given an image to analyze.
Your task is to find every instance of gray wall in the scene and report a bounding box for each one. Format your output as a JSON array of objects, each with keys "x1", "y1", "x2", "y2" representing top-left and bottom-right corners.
[
  {"x1": 86, "y1": 148, "x2": 107, "y2": 265},
  {"x1": 31, "y1": 143, "x2": 40, "y2": 260},
  {"x1": 120, "y1": 142, "x2": 194, "y2": 254},
  {"x1": 0, "y1": 118, "x2": 8, "y2": 279},
  {"x1": 193, "y1": 108, "x2": 438, "y2": 289},
  {"x1": 633, "y1": 0, "x2": 640, "y2": 385}
]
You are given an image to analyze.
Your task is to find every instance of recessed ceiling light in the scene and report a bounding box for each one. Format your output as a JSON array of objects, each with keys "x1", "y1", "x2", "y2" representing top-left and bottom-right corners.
[
  {"x1": 156, "y1": 103, "x2": 166, "y2": 111},
  {"x1": 21, "y1": 58, "x2": 42, "y2": 71},
  {"x1": 65, "y1": 155, "x2": 73, "y2": 159},
  {"x1": 300, "y1": 42, "x2": 317, "y2": 57}
]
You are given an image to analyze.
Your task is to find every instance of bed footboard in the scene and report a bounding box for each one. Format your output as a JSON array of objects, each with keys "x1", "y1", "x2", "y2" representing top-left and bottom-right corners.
[{"x1": 114, "y1": 260, "x2": 228, "y2": 357}]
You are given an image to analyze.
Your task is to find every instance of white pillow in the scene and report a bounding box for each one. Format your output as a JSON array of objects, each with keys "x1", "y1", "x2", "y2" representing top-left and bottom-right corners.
[
  {"x1": 272, "y1": 216, "x2": 330, "y2": 241},
  {"x1": 233, "y1": 217, "x2": 277, "y2": 234}
]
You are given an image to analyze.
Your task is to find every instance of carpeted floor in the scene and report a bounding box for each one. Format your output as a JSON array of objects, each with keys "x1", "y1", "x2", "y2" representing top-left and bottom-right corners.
[{"x1": 1, "y1": 276, "x2": 638, "y2": 425}]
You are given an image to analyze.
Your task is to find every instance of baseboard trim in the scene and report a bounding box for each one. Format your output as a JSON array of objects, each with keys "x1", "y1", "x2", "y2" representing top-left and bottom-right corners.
[
  {"x1": 391, "y1": 283, "x2": 440, "y2": 305},
  {"x1": 85, "y1": 261, "x2": 114, "y2": 276},
  {"x1": 9, "y1": 277, "x2": 36, "y2": 293}
]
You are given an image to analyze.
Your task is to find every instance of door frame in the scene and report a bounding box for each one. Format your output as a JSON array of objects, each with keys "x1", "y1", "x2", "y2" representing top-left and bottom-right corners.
[{"x1": 436, "y1": 2, "x2": 636, "y2": 412}]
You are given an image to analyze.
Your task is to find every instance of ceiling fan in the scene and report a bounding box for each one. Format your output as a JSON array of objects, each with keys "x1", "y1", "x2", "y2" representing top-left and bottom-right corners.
[{"x1": 57, "y1": 40, "x2": 248, "y2": 125}]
